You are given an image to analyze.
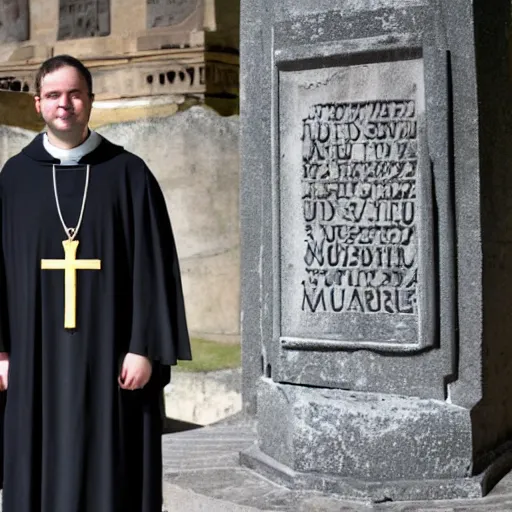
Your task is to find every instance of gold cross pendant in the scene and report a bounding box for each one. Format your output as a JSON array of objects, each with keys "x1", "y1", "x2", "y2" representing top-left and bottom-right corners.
[{"x1": 41, "y1": 239, "x2": 101, "y2": 329}]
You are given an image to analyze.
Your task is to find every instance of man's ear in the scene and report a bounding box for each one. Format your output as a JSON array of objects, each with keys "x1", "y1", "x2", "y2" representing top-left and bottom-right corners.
[{"x1": 34, "y1": 96, "x2": 41, "y2": 115}]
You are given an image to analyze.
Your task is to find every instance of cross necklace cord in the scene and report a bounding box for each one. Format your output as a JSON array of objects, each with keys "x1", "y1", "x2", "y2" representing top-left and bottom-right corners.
[
  {"x1": 41, "y1": 164, "x2": 101, "y2": 329},
  {"x1": 53, "y1": 163, "x2": 90, "y2": 241}
]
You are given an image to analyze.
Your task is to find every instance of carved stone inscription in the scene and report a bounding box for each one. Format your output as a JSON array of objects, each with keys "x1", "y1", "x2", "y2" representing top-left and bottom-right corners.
[
  {"x1": 147, "y1": 0, "x2": 199, "y2": 29},
  {"x1": 301, "y1": 101, "x2": 418, "y2": 316},
  {"x1": 58, "y1": 0, "x2": 110, "y2": 40},
  {"x1": 0, "y1": 0, "x2": 28, "y2": 43},
  {"x1": 279, "y1": 58, "x2": 429, "y2": 348}
]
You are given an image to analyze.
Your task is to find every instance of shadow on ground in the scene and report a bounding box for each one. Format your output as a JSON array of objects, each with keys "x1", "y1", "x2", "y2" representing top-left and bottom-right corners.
[{"x1": 163, "y1": 417, "x2": 203, "y2": 434}]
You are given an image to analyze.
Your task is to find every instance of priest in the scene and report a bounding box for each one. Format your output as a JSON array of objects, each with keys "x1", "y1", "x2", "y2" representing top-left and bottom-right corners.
[{"x1": 0, "y1": 54, "x2": 192, "y2": 512}]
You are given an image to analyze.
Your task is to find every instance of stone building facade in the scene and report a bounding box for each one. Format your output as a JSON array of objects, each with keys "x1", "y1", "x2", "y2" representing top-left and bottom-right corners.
[{"x1": 0, "y1": 0, "x2": 239, "y2": 113}]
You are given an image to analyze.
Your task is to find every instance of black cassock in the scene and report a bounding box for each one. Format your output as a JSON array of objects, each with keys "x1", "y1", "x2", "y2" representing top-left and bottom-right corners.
[{"x1": 0, "y1": 134, "x2": 192, "y2": 512}]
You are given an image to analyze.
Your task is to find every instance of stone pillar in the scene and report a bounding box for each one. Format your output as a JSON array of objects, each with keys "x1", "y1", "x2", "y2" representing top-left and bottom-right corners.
[{"x1": 240, "y1": 0, "x2": 512, "y2": 501}]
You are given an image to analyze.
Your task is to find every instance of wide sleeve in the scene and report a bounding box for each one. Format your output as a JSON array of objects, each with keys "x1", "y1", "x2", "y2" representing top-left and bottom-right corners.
[
  {"x1": 0, "y1": 175, "x2": 10, "y2": 353},
  {"x1": 128, "y1": 165, "x2": 192, "y2": 365}
]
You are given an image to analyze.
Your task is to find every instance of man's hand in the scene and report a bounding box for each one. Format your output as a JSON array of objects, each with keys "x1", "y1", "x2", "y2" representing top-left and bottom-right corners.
[
  {"x1": 118, "y1": 353, "x2": 152, "y2": 391},
  {"x1": 0, "y1": 352, "x2": 9, "y2": 391}
]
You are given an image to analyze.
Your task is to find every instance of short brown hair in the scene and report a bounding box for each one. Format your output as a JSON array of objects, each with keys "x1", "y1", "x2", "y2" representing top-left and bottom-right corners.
[{"x1": 35, "y1": 54, "x2": 93, "y2": 97}]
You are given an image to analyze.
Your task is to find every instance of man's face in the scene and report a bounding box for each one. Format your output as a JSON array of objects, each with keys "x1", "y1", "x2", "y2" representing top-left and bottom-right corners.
[{"x1": 35, "y1": 65, "x2": 93, "y2": 139}]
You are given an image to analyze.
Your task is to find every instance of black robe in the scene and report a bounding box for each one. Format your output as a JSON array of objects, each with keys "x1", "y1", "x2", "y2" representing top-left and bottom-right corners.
[{"x1": 0, "y1": 134, "x2": 192, "y2": 512}]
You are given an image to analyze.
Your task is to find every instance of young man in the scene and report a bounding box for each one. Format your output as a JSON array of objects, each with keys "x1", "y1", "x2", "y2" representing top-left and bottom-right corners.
[{"x1": 0, "y1": 55, "x2": 191, "y2": 512}]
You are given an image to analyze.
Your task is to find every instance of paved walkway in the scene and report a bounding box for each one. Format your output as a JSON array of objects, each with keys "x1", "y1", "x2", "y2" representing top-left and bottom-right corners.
[
  {"x1": 3, "y1": 416, "x2": 512, "y2": 511},
  {"x1": 162, "y1": 417, "x2": 512, "y2": 511}
]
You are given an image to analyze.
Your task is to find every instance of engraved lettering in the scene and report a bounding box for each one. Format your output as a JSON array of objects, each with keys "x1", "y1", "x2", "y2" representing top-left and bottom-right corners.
[{"x1": 301, "y1": 100, "x2": 419, "y2": 315}]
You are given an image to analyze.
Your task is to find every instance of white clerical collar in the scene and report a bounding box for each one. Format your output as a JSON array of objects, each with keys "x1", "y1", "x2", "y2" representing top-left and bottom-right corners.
[{"x1": 43, "y1": 130, "x2": 102, "y2": 165}]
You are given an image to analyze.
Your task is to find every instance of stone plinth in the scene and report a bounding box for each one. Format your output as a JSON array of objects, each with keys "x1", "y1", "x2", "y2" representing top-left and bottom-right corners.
[{"x1": 241, "y1": 379, "x2": 512, "y2": 501}]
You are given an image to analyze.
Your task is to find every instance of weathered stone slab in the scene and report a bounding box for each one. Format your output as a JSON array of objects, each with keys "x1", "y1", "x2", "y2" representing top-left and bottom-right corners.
[
  {"x1": 243, "y1": 379, "x2": 512, "y2": 501},
  {"x1": 240, "y1": 379, "x2": 512, "y2": 501},
  {"x1": 265, "y1": 6, "x2": 454, "y2": 399},
  {"x1": 280, "y1": 57, "x2": 431, "y2": 351}
]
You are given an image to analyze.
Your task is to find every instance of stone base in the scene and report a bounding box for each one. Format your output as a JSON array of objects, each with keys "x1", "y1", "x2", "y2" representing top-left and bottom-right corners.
[
  {"x1": 239, "y1": 379, "x2": 512, "y2": 502},
  {"x1": 156, "y1": 417, "x2": 512, "y2": 510},
  {"x1": 241, "y1": 444, "x2": 512, "y2": 502}
]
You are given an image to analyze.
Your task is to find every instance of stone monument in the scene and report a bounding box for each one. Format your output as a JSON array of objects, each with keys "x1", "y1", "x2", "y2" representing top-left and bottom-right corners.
[{"x1": 240, "y1": 0, "x2": 512, "y2": 501}]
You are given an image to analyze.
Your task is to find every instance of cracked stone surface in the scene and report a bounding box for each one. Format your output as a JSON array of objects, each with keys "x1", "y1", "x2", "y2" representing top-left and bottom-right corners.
[
  {"x1": 3, "y1": 417, "x2": 512, "y2": 511},
  {"x1": 161, "y1": 418, "x2": 512, "y2": 511}
]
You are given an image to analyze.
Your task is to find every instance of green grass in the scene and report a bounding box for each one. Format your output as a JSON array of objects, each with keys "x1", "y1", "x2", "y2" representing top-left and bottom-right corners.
[{"x1": 176, "y1": 338, "x2": 241, "y2": 373}]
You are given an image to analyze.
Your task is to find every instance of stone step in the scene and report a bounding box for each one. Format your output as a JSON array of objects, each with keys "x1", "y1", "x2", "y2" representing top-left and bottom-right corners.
[{"x1": 164, "y1": 369, "x2": 242, "y2": 426}]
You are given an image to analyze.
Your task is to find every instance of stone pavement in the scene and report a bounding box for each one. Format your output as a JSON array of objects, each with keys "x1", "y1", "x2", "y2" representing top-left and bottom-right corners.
[
  {"x1": 2, "y1": 416, "x2": 512, "y2": 511},
  {"x1": 162, "y1": 416, "x2": 512, "y2": 511}
]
